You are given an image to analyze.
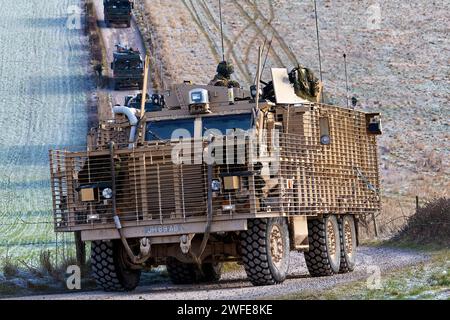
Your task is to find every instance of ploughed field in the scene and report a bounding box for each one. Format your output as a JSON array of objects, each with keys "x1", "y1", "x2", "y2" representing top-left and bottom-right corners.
[{"x1": 0, "y1": 0, "x2": 91, "y2": 262}]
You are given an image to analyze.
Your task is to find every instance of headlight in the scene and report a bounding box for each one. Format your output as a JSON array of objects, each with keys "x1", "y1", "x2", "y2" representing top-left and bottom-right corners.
[
  {"x1": 102, "y1": 188, "x2": 113, "y2": 199},
  {"x1": 320, "y1": 135, "x2": 331, "y2": 145},
  {"x1": 211, "y1": 179, "x2": 221, "y2": 192}
]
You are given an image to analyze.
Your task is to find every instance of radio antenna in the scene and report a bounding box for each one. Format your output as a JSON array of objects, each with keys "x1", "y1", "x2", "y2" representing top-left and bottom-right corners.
[
  {"x1": 219, "y1": 0, "x2": 225, "y2": 61},
  {"x1": 343, "y1": 53, "x2": 350, "y2": 108},
  {"x1": 313, "y1": 0, "x2": 324, "y2": 103},
  {"x1": 261, "y1": 33, "x2": 274, "y2": 77}
]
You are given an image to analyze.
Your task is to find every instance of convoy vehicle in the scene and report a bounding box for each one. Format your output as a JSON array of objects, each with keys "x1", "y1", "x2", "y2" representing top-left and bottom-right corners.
[
  {"x1": 49, "y1": 55, "x2": 382, "y2": 291},
  {"x1": 111, "y1": 45, "x2": 144, "y2": 90},
  {"x1": 103, "y1": 0, "x2": 134, "y2": 27}
]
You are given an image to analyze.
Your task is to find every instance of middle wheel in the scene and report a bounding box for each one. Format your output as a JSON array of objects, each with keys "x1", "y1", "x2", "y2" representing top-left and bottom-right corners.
[
  {"x1": 240, "y1": 217, "x2": 290, "y2": 286},
  {"x1": 304, "y1": 215, "x2": 341, "y2": 277}
]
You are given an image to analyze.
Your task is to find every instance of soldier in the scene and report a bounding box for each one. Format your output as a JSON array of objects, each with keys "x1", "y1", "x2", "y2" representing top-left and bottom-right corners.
[
  {"x1": 289, "y1": 65, "x2": 322, "y2": 102},
  {"x1": 209, "y1": 60, "x2": 240, "y2": 88},
  {"x1": 94, "y1": 62, "x2": 103, "y2": 87}
]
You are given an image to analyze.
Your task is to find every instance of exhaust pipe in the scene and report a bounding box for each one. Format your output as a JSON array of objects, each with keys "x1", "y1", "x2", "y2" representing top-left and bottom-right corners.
[{"x1": 112, "y1": 106, "x2": 139, "y2": 149}]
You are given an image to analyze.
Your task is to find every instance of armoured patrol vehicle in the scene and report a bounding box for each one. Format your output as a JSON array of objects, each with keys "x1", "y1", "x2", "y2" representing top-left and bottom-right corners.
[
  {"x1": 103, "y1": 0, "x2": 134, "y2": 27},
  {"x1": 111, "y1": 45, "x2": 144, "y2": 90},
  {"x1": 49, "y1": 55, "x2": 382, "y2": 291}
]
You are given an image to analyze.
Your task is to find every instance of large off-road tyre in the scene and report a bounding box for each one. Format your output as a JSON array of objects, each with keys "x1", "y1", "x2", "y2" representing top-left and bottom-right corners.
[
  {"x1": 166, "y1": 258, "x2": 223, "y2": 284},
  {"x1": 304, "y1": 215, "x2": 341, "y2": 277},
  {"x1": 91, "y1": 240, "x2": 141, "y2": 292},
  {"x1": 202, "y1": 262, "x2": 223, "y2": 282},
  {"x1": 240, "y1": 218, "x2": 290, "y2": 286},
  {"x1": 338, "y1": 215, "x2": 357, "y2": 273}
]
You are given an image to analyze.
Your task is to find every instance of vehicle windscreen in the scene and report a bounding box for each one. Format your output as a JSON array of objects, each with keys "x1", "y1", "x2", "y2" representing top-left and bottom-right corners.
[
  {"x1": 114, "y1": 58, "x2": 142, "y2": 70},
  {"x1": 146, "y1": 118, "x2": 195, "y2": 141},
  {"x1": 202, "y1": 113, "x2": 253, "y2": 135}
]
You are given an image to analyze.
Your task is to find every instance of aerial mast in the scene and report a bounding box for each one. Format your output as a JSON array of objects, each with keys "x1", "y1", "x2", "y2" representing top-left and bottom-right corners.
[
  {"x1": 219, "y1": 0, "x2": 225, "y2": 61},
  {"x1": 313, "y1": 0, "x2": 324, "y2": 103}
]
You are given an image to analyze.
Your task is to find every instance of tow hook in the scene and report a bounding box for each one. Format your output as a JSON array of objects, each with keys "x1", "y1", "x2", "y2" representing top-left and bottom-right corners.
[
  {"x1": 180, "y1": 234, "x2": 194, "y2": 254},
  {"x1": 140, "y1": 238, "x2": 151, "y2": 257}
]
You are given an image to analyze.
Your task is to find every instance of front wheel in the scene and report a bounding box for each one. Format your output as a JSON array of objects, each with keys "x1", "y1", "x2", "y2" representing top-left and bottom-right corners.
[
  {"x1": 91, "y1": 240, "x2": 141, "y2": 292},
  {"x1": 240, "y1": 218, "x2": 290, "y2": 286}
]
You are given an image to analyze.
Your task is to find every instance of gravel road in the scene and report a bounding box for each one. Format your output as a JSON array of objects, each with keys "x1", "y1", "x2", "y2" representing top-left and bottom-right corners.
[
  {"x1": 92, "y1": 0, "x2": 150, "y2": 108},
  {"x1": 15, "y1": 246, "x2": 428, "y2": 300}
]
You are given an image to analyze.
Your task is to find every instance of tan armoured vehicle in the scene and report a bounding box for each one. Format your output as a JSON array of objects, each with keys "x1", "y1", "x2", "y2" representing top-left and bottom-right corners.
[{"x1": 49, "y1": 56, "x2": 382, "y2": 291}]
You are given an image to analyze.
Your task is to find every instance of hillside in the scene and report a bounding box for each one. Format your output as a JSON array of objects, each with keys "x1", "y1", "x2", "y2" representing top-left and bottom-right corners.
[{"x1": 138, "y1": 0, "x2": 449, "y2": 234}]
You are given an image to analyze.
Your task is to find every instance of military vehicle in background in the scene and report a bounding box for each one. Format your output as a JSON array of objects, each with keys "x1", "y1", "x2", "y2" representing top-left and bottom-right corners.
[
  {"x1": 103, "y1": 0, "x2": 134, "y2": 27},
  {"x1": 49, "y1": 52, "x2": 382, "y2": 291},
  {"x1": 111, "y1": 45, "x2": 144, "y2": 90}
]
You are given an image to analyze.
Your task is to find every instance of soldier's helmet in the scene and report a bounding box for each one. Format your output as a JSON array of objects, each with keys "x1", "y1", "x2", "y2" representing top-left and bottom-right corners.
[{"x1": 217, "y1": 61, "x2": 234, "y2": 79}]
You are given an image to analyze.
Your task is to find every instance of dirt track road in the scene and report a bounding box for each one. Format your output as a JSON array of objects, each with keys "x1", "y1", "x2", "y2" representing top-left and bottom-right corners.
[
  {"x1": 14, "y1": 246, "x2": 428, "y2": 300},
  {"x1": 93, "y1": 0, "x2": 150, "y2": 107}
]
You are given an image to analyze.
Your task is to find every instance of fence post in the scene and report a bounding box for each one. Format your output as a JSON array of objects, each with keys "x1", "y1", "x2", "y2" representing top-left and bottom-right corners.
[
  {"x1": 75, "y1": 231, "x2": 86, "y2": 267},
  {"x1": 416, "y1": 196, "x2": 419, "y2": 212}
]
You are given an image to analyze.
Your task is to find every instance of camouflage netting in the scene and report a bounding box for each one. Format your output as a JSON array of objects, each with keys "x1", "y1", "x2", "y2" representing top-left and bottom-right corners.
[{"x1": 393, "y1": 198, "x2": 450, "y2": 247}]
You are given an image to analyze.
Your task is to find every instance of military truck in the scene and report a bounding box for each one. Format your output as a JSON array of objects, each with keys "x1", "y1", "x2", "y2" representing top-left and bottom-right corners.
[
  {"x1": 111, "y1": 45, "x2": 144, "y2": 90},
  {"x1": 49, "y1": 57, "x2": 382, "y2": 291},
  {"x1": 103, "y1": 0, "x2": 134, "y2": 27}
]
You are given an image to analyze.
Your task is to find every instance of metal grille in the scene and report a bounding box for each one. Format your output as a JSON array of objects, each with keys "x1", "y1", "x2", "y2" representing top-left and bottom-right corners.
[{"x1": 49, "y1": 104, "x2": 381, "y2": 232}]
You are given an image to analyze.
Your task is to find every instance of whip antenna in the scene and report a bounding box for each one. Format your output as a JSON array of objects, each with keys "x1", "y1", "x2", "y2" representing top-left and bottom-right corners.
[
  {"x1": 313, "y1": 0, "x2": 324, "y2": 103},
  {"x1": 343, "y1": 53, "x2": 350, "y2": 108},
  {"x1": 219, "y1": 0, "x2": 225, "y2": 61}
]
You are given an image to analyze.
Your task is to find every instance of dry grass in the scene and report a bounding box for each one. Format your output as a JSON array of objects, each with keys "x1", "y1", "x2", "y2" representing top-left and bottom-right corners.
[
  {"x1": 2, "y1": 253, "x2": 19, "y2": 278},
  {"x1": 393, "y1": 198, "x2": 450, "y2": 247}
]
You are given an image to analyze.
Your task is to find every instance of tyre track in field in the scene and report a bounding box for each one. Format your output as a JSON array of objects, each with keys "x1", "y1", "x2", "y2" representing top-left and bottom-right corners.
[
  {"x1": 188, "y1": 0, "x2": 252, "y2": 84},
  {"x1": 197, "y1": 0, "x2": 253, "y2": 83},
  {"x1": 231, "y1": 0, "x2": 285, "y2": 75},
  {"x1": 180, "y1": 0, "x2": 222, "y2": 67},
  {"x1": 0, "y1": 0, "x2": 90, "y2": 261},
  {"x1": 239, "y1": 0, "x2": 299, "y2": 68}
]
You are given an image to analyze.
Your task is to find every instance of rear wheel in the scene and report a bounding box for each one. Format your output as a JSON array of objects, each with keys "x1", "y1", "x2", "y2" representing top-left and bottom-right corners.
[
  {"x1": 339, "y1": 215, "x2": 357, "y2": 273},
  {"x1": 202, "y1": 262, "x2": 223, "y2": 282},
  {"x1": 166, "y1": 258, "x2": 223, "y2": 284},
  {"x1": 240, "y1": 218, "x2": 290, "y2": 286},
  {"x1": 304, "y1": 215, "x2": 341, "y2": 277},
  {"x1": 91, "y1": 240, "x2": 141, "y2": 292}
]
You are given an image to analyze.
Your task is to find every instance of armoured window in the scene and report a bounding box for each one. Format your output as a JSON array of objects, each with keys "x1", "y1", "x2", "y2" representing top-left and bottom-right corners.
[
  {"x1": 146, "y1": 118, "x2": 195, "y2": 141},
  {"x1": 202, "y1": 114, "x2": 253, "y2": 136}
]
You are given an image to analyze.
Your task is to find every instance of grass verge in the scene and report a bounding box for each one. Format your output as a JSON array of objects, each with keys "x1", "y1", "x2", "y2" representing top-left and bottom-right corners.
[{"x1": 277, "y1": 248, "x2": 449, "y2": 300}]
